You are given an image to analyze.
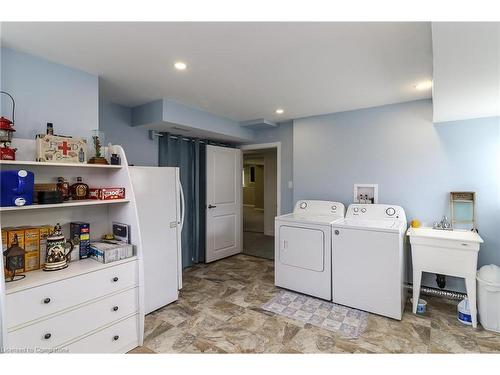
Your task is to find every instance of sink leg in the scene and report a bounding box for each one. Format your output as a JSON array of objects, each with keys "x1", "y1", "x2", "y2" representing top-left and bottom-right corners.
[
  {"x1": 412, "y1": 268, "x2": 422, "y2": 314},
  {"x1": 465, "y1": 276, "x2": 477, "y2": 328}
]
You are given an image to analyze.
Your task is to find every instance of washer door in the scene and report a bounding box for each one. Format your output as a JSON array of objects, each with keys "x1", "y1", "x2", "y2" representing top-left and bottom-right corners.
[{"x1": 279, "y1": 225, "x2": 325, "y2": 272}]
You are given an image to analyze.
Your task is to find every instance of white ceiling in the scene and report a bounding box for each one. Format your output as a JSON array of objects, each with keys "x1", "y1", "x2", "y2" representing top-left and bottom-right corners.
[
  {"x1": 432, "y1": 22, "x2": 500, "y2": 123},
  {"x1": 1, "y1": 22, "x2": 433, "y2": 122}
]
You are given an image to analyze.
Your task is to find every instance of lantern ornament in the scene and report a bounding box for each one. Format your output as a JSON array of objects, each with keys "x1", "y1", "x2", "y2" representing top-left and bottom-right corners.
[
  {"x1": 0, "y1": 91, "x2": 17, "y2": 160},
  {"x1": 3, "y1": 234, "x2": 26, "y2": 282}
]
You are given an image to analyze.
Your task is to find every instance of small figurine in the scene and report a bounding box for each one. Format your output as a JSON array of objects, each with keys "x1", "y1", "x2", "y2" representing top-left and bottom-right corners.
[{"x1": 88, "y1": 130, "x2": 108, "y2": 165}]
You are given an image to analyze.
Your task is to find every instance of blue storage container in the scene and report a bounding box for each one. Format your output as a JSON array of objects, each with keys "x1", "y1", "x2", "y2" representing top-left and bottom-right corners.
[{"x1": 0, "y1": 169, "x2": 35, "y2": 207}]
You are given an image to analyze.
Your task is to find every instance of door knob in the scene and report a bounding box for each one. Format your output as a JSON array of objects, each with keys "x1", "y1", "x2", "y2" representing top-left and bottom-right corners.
[
  {"x1": 334, "y1": 230, "x2": 340, "y2": 235},
  {"x1": 208, "y1": 204, "x2": 217, "y2": 209}
]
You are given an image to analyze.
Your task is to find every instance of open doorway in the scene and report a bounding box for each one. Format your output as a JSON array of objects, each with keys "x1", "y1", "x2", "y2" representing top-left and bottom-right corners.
[{"x1": 241, "y1": 143, "x2": 280, "y2": 260}]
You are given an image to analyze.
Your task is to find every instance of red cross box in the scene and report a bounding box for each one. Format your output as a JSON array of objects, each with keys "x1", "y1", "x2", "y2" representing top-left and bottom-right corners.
[{"x1": 36, "y1": 134, "x2": 88, "y2": 163}]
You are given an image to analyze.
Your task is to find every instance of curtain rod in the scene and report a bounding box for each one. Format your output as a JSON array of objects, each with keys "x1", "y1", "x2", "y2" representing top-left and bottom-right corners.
[{"x1": 150, "y1": 130, "x2": 234, "y2": 147}]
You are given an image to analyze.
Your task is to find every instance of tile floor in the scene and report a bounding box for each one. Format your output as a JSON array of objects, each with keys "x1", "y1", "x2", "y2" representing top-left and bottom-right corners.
[{"x1": 131, "y1": 254, "x2": 500, "y2": 354}]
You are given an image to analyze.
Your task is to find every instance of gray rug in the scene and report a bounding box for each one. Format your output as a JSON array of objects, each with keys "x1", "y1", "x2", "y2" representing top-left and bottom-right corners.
[{"x1": 262, "y1": 290, "x2": 368, "y2": 339}]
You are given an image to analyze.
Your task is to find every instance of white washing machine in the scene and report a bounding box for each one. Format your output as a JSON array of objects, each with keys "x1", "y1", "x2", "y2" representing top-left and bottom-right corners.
[
  {"x1": 332, "y1": 204, "x2": 407, "y2": 320},
  {"x1": 275, "y1": 200, "x2": 345, "y2": 300}
]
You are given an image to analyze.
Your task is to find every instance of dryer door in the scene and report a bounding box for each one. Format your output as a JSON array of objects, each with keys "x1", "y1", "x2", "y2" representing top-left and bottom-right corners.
[{"x1": 279, "y1": 225, "x2": 325, "y2": 272}]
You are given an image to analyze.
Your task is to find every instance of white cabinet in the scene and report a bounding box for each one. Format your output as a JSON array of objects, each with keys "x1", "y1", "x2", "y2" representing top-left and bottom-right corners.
[
  {"x1": 6, "y1": 261, "x2": 139, "y2": 351},
  {"x1": 0, "y1": 143, "x2": 144, "y2": 353}
]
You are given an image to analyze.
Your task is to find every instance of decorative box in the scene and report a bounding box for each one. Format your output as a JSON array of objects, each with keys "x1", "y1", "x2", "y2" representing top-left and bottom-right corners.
[
  {"x1": 70, "y1": 222, "x2": 90, "y2": 260},
  {"x1": 90, "y1": 240, "x2": 134, "y2": 264},
  {"x1": 36, "y1": 134, "x2": 87, "y2": 163},
  {"x1": 88, "y1": 187, "x2": 125, "y2": 200}
]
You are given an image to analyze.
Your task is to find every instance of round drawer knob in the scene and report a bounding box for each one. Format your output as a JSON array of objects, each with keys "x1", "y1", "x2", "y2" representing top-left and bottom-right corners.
[
  {"x1": 43, "y1": 298, "x2": 51, "y2": 304},
  {"x1": 44, "y1": 333, "x2": 52, "y2": 340},
  {"x1": 113, "y1": 306, "x2": 119, "y2": 311},
  {"x1": 112, "y1": 277, "x2": 119, "y2": 282},
  {"x1": 113, "y1": 335, "x2": 120, "y2": 341}
]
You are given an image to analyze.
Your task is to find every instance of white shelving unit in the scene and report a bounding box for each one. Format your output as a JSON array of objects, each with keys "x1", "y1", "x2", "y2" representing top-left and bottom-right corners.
[
  {"x1": 0, "y1": 160, "x2": 122, "y2": 169},
  {"x1": 0, "y1": 141, "x2": 144, "y2": 353},
  {"x1": 0, "y1": 199, "x2": 130, "y2": 212}
]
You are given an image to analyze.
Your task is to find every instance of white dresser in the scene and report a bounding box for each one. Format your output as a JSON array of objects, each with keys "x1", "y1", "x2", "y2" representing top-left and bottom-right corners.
[
  {"x1": 5, "y1": 257, "x2": 140, "y2": 353},
  {"x1": 0, "y1": 144, "x2": 145, "y2": 353}
]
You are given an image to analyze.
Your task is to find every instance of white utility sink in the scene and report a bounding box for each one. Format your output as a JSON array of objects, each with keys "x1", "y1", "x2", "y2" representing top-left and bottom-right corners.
[{"x1": 407, "y1": 227, "x2": 483, "y2": 327}]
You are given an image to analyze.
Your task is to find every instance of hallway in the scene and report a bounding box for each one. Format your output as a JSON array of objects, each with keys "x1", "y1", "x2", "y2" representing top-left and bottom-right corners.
[{"x1": 243, "y1": 206, "x2": 274, "y2": 260}]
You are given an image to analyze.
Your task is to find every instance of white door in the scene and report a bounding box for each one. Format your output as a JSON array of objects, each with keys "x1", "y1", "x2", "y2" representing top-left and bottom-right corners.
[
  {"x1": 206, "y1": 145, "x2": 242, "y2": 262},
  {"x1": 130, "y1": 167, "x2": 180, "y2": 314}
]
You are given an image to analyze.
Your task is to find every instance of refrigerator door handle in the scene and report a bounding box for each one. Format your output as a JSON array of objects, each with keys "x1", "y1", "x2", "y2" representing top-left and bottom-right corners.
[{"x1": 179, "y1": 180, "x2": 185, "y2": 232}]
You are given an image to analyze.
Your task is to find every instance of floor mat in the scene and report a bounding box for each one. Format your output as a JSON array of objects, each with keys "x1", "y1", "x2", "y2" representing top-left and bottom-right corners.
[{"x1": 262, "y1": 290, "x2": 368, "y2": 339}]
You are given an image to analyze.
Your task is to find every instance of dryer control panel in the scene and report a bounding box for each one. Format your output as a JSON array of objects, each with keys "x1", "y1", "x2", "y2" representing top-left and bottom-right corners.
[
  {"x1": 294, "y1": 200, "x2": 345, "y2": 218},
  {"x1": 346, "y1": 204, "x2": 406, "y2": 222}
]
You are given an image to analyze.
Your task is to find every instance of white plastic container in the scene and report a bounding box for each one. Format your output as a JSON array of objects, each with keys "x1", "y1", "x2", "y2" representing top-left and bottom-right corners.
[
  {"x1": 457, "y1": 298, "x2": 472, "y2": 325},
  {"x1": 477, "y1": 264, "x2": 500, "y2": 333},
  {"x1": 410, "y1": 298, "x2": 427, "y2": 314}
]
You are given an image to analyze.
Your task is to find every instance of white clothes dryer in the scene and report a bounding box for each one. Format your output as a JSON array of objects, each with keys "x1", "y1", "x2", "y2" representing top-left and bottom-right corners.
[{"x1": 275, "y1": 200, "x2": 345, "y2": 300}]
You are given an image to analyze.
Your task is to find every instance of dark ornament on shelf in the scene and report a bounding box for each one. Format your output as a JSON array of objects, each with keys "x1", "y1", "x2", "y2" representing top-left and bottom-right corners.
[{"x1": 3, "y1": 234, "x2": 26, "y2": 282}]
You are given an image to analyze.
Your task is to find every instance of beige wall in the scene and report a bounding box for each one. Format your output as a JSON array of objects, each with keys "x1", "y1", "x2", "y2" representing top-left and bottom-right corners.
[
  {"x1": 263, "y1": 150, "x2": 277, "y2": 236},
  {"x1": 254, "y1": 165, "x2": 264, "y2": 209}
]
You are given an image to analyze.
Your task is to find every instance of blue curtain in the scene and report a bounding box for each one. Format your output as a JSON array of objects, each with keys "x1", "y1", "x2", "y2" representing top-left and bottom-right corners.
[{"x1": 158, "y1": 133, "x2": 206, "y2": 268}]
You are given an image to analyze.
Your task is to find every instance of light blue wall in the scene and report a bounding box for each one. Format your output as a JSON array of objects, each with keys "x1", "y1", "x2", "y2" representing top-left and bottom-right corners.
[
  {"x1": 249, "y1": 121, "x2": 294, "y2": 214},
  {"x1": 0, "y1": 47, "x2": 99, "y2": 139},
  {"x1": 293, "y1": 99, "x2": 500, "y2": 291},
  {"x1": 99, "y1": 99, "x2": 158, "y2": 166}
]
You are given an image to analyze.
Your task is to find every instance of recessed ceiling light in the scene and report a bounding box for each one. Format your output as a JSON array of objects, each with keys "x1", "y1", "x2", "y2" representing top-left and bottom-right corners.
[
  {"x1": 414, "y1": 80, "x2": 433, "y2": 90},
  {"x1": 174, "y1": 61, "x2": 187, "y2": 71},
  {"x1": 275, "y1": 108, "x2": 284, "y2": 114}
]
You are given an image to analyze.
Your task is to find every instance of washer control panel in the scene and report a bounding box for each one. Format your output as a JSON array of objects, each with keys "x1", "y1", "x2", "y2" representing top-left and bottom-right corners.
[
  {"x1": 346, "y1": 204, "x2": 405, "y2": 221},
  {"x1": 294, "y1": 200, "x2": 346, "y2": 217}
]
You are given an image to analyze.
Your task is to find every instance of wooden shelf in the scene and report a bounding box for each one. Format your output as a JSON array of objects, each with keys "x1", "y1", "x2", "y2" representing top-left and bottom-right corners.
[
  {"x1": 5, "y1": 257, "x2": 138, "y2": 294},
  {"x1": 0, "y1": 160, "x2": 122, "y2": 169},
  {"x1": 0, "y1": 199, "x2": 130, "y2": 212}
]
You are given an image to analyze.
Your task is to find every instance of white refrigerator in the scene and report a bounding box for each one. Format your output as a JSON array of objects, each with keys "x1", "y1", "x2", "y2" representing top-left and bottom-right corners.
[{"x1": 130, "y1": 166, "x2": 185, "y2": 314}]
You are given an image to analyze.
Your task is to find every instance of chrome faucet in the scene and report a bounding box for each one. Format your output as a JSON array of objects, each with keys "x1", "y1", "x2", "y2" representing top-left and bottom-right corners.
[{"x1": 433, "y1": 216, "x2": 453, "y2": 230}]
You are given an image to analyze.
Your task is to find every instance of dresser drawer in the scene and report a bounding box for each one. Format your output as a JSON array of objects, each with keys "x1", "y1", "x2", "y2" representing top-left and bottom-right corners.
[
  {"x1": 63, "y1": 314, "x2": 139, "y2": 353},
  {"x1": 6, "y1": 260, "x2": 138, "y2": 329},
  {"x1": 7, "y1": 287, "x2": 139, "y2": 350}
]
